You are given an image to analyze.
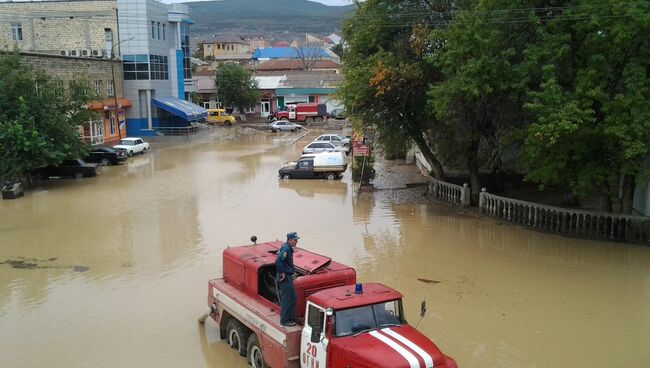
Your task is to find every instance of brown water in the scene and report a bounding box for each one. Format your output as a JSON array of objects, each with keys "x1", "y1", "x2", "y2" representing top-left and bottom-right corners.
[{"x1": 1, "y1": 130, "x2": 649, "y2": 368}]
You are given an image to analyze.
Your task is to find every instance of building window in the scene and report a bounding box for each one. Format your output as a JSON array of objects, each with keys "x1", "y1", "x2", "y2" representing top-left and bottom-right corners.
[
  {"x1": 217, "y1": 44, "x2": 221, "y2": 50},
  {"x1": 180, "y1": 24, "x2": 191, "y2": 79},
  {"x1": 123, "y1": 54, "x2": 168, "y2": 80},
  {"x1": 94, "y1": 80, "x2": 102, "y2": 96},
  {"x1": 108, "y1": 111, "x2": 116, "y2": 135},
  {"x1": 107, "y1": 80, "x2": 114, "y2": 96},
  {"x1": 162, "y1": 23, "x2": 166, "y2": 40},
  {"x1": 149, "y1": 55, "x2": 169, "y2": 80},
  {"x1": 156, "y1": 22, "x2": 161, "y2": 40},
  {"x1": 245, "y1": 106, "x2": 256, "y2": 114},
  {"x1": 11, "y1": 23, "x2": 23, "y2": 41},
  {"x1": 151, "y1": 21, "x2": 155, "y2": 39}
]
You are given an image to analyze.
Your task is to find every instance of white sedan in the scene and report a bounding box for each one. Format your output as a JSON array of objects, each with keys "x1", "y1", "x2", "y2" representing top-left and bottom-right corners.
[
  {"x1": 113, "y1": 137, "x2": 150, "y2": 157},
  {"x1": 302, "y1": 141, "x2": 348, "y2": 155}
]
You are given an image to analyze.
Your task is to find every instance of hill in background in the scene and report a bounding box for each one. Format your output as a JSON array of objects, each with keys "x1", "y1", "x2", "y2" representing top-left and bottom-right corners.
[{"x1": 187, "y1": 0, "x2": 354, "y2": 43}]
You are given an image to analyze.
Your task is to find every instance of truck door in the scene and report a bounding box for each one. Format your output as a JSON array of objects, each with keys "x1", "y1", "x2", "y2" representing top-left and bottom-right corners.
[
  {"x1": 289, "y1": 106, "x2": 297, "y2": 120},
  {"x1": 294, "y1": 159, "x2": 313, "y2": 179},
  {"x1": 301, "y1": 302, "x2": 328, "y2": 368}
]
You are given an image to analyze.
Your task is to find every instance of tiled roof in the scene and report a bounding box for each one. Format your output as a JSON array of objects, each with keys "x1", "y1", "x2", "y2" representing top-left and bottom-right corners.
[{"x1": 256, "y1": 59, "x2": 339, "y2": 71}]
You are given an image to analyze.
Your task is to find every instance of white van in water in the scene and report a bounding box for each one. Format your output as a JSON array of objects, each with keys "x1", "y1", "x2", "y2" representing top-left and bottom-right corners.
[{"x1": 278, "y1": 152, "x2": 347, "y2": 180}]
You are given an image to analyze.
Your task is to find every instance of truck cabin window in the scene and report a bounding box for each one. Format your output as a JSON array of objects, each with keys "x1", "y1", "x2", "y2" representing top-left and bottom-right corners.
[{"x1": 334, "y1": 300, "x2": 404, "y2": 337}]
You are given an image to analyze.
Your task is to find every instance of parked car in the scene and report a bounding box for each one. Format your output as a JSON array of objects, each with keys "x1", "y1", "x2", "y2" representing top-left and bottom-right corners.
[
  {"x1": 31, "y1": 159, "x2": 100, "y2": 179},
  {"x1": 329, "y1": 108, "x2": 347, "y2": 119},
  {"x1": 313, "y1": 134, "x2": 351, "y2": 147},
  {"x1": 113, "y1": 137, "x2": 150, "y2": 157},
  {"x1": 85, "y1": 146, "x2": 127, "y2": 166},
  {"x1": 302, "y1": 141, "x2": 348, "y2": 155},
  {"x1": 279, "y1": 152, "x2": 348, "y2": 180},
  {"x1": 206, "y1": 108, "x2": 236, "y2": 126},
  {"x1": 269, "y1": 120, "x2": 303, "y2": 133}
]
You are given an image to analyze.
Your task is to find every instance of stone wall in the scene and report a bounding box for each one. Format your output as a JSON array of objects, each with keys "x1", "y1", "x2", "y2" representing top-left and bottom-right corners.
[
  {"x1": 0, "y1": 0, "x2": 118, "y2": 56},
  {"x1": 19, "y1": 52, "x2": 124, "y2": 99}
]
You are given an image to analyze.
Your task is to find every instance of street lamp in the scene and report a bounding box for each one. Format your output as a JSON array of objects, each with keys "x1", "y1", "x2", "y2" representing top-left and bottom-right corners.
[{"x1": 110, "y1": 36, "x2": 134, "y2": 140}]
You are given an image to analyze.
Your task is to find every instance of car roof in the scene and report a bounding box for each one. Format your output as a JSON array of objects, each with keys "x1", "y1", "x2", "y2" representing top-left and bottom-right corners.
[
  {"x1": 207, "y1": 108, "x2": 225, "y2": 112},
  {"x1": 120, "y1": 137, "x2": 140, "y2": 141}
]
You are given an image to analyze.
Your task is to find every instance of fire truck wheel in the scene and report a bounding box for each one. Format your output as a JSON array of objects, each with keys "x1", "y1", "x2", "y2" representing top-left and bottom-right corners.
[
  {"x1": 226, "y1": 319, "x2": 250, "y2": 357},
  {"x1": 247, "y1": 334, "x2": 265, "y2": 368}
]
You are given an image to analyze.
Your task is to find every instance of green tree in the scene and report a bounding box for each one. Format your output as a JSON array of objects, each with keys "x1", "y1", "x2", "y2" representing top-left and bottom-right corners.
[
  {"x1": 0, "y1": 51, "x2": 97, "y2": 182},
  {"x1": 339, "y1": 0, "x2": 458, "y2": 179},
  {"x1": 427, "y1": 0, "x2": 541, "y2": 202},
  {"x1": 215, "y1": 63, "x2": 260, "y2": 121},
  {"x1": 523, "y1": 0, "x2": 650, "y2": 213}
]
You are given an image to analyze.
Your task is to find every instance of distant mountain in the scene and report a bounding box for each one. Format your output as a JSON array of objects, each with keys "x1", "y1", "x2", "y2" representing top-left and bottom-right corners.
[{"x1": 187, "y1": 0, "x2": 354, "y2": 42}]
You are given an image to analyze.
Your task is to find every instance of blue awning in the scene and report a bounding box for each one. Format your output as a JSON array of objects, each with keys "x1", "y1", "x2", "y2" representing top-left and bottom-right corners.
[{"x1": 151, "y1": 96, "x2": 207, "y2": 121}]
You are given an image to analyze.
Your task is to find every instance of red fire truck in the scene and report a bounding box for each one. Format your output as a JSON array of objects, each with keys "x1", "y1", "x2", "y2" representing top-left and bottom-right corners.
[
  {"x1": 273, "y1": 103, "x2": 328, "y2": 123},
  {"x1": 199, "y1": 238, "x2": 458, "y2": 368}
]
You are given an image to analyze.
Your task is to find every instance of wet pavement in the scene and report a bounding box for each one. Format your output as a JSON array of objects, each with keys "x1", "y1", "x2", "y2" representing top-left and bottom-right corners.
[{"x1": 1, "y1": 127, "x2": 649, "y2": 368}]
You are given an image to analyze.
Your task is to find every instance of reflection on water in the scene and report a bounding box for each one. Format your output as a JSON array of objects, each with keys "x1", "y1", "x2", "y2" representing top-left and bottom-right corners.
[{"x1": 0, "y1": 131, "x2": 649, "y2": 368}]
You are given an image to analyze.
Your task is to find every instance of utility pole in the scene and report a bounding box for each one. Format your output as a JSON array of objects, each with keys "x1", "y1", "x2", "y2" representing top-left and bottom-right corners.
[{"x1": 110, "y1": 36, "x2": 134, "y2": 140}]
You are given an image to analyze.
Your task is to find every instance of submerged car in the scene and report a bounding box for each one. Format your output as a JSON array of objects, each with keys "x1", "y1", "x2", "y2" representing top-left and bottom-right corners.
[
  {"x1": 85, "y1": 146, "x2": 127, "y2": 166},
  {"x1": 206, "y1": 109, "x2": 236, "y2": 126},
  {"x1": 113, "y1": 137, "x2": 150, "y2": 157},
  {"x1": 31, "y1": 159, "x2": 100, "y2": 179},
  {"x1": 302, "y1": 141, "x2": 348, "y2": 155},
  {"x1": 269, "y1": 120, "x2": 303, "y2": 132},
  {"x1": 313, "y1": 134, "x2": 350, "y2": 147}
]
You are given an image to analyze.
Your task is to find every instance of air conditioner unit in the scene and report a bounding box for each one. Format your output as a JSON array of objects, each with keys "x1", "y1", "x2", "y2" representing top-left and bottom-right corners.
[
  {"x1": 91, "y1": 49, "x2": 104, "y2": 58},
  {"x1": 80, "y1": 49, "x2": 91, "y2": 57},
  {"x1": 68, "y1": 49, "x2": 79, "y2": 57},
  {"x1": 60, "y1": 50, "x2": 70, "y2": 56}
]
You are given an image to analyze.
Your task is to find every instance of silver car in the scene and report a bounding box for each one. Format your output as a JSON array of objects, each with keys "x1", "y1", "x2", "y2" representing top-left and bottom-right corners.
[
  {"x1": 313, "y1": 134, "x2": 350, "y2": 147},
  {"x1": 302, "y1": 141, "x2": 348, "y2": 155},
  {"x1": 269, "y1": 120, "x2": 303, "y2": 132}
]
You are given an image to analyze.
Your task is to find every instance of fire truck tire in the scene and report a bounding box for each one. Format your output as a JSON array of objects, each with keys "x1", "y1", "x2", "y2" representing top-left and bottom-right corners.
[
  {"x1": 305, "y1": 117, "x2": 314, "y2": 124},
  {"x1": 247, "y1": 334, "x2": 265, "y2": 368},
  {"x1": 226, "y1": 319, "x2": 250, "y2": 357}
]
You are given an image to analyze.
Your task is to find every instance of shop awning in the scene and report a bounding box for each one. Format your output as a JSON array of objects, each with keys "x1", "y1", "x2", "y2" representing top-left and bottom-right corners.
[
  {"x1": 151, "y1": 96, "x2": 207, "y2": 121},
  {"x1": 87, "y1": 98, "x2": 132, "y2": 111}
]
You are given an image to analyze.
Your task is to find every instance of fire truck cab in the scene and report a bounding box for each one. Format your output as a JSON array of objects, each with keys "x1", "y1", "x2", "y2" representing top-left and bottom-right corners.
[{"x1": 200, "y1": 239, "x2": 457, "y2": 368}]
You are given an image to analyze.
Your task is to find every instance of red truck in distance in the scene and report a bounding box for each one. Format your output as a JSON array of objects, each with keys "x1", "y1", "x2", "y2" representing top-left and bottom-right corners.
[
  {"x1": 272, "y1": 103, "x2": 328, "y2": 123},
  {"x1": 199, "y1": 238, "x2": 458, "y2": 368}
]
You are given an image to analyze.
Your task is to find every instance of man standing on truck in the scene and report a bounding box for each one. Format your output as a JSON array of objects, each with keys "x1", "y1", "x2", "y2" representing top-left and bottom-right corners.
[{"x1": 276, "y1": 232, "x2": 299, "y2": 326}]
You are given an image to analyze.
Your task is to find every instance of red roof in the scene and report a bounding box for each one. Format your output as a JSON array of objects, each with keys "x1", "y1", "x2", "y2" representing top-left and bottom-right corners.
[
  {"x1": 272, "y1": 41, "x2": 289, "y2": 47},
  {"x1": 308, "y1": 283, "x2": 403, "y2": 310}
]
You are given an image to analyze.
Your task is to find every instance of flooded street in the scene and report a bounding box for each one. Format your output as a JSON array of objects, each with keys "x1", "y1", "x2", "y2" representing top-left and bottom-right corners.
[{"x1": 1, "y1": 129, "x2": 649, "y2": 368}]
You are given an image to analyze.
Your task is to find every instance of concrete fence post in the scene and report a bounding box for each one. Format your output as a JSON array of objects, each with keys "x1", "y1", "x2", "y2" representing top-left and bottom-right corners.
[{"x1": 460, "y1": 183, "x2": 470, "y2": 207}]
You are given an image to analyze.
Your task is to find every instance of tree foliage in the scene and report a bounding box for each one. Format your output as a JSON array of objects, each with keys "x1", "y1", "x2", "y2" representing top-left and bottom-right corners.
[
  {"x1": 523, "y1": 0, "x2": 650, "y2": 212},
  {"x1": 215, "y1": 63, "x2": 260, "y2": 116},
  {"x1": 339, "y1": 0, "x2": 457, "y2": 179},
  {"x1": 0, "y1": 51, "x2": 97, "y2": 181},
  {"x1": 343, "y1": 0, "x2": 650, "y2": 213}
]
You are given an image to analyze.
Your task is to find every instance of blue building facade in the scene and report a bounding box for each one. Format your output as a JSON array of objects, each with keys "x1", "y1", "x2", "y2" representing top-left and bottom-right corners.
[{"x1": 116, "y1": 0, "x2": 205, "y2": 137}]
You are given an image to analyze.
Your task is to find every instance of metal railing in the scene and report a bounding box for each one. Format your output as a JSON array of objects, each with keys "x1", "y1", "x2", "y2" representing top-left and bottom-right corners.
[
  {"x1": 479, "y1": 189, "x2": 650, "y2": 244},
  {"x1": 153, "y1": 125, "x2": 203, "y2": 136},
  {"x1": 428, "y1": 177, "x2": 471, "y2": 207}
]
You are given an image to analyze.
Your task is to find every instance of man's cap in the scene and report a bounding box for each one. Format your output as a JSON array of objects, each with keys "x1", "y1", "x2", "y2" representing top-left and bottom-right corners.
[{"x1": 287, "y1": 232, "x2": 300, "y2": 240}]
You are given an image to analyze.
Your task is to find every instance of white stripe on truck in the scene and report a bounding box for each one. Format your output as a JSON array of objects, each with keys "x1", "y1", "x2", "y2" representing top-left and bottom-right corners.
[
  {"x1": 213, "y1": 290, "x2": 286, "y2": 344},
  {"x1": 381, "y1": 328, "x2": 433, "y2": 368},
  {"x1": 369, "y1": 330, "x2": 421, "y2": 368}
]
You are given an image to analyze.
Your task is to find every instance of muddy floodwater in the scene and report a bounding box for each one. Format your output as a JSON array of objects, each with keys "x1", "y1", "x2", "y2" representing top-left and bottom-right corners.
[{"x1": 1, "y1": 129, "x2": 649, "y2": 368}]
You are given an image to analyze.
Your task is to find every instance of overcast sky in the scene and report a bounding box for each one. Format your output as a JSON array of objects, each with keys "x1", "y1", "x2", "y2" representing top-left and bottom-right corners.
[{"x1": 160, "y1": 0, "x2": 353, "y2": 5}]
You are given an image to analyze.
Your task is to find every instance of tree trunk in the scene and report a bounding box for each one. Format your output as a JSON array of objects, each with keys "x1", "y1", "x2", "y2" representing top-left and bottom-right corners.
[
  {"x1": 620, "y1": 174, "x2": 636, "y2": 214},
  {"x1": 466, "y1": 139, "x2": 481, "y2": 205},
  {"x1": 598, "y1": 193, "x2": 613, "y2": 212},
  {"x1": 410, "y1": 132, "x2": 444, "y2": 179}
]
